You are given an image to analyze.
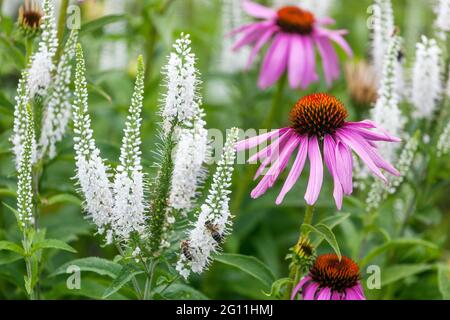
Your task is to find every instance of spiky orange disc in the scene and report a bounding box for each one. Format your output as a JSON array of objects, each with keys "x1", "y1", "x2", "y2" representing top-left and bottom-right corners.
[
  {"x1": 310, "y1": 254, "x2": 360, "y2": 291},
  {"x1": 276, "y1": 6, "x2": 315, "y2": 35},
  {"x1": 289, "y1": 93, "x2": 348, "y2": 137}
]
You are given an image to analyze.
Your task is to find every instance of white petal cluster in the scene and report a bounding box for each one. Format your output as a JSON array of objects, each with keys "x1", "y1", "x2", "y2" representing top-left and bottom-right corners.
[
  {"x1": 411, "y1": 36, "x2": 443, "y2": 120},
  {"x1": 161, "y1": 34, "x2": 202, "y2": 133},
  {"x1": 16, "y1": 101, "x2": 35, "y2": 231},
  {"x1": 169, "y1": 119, "x2": 209, "y2": 211},
  {"x1": 435, "y1": 0, "x2": 450, "y2": 32},
  {"x1": 218, "y1": 0, "x2": 249, "y2": 73},
  {"x1": 73, "y1": 46, "x2": 147, "y2": 245},
  {"x1": 38, "y1": 30, "x2": 78, "y2": 160},
  {"x1": 111, "y1": 56, "x2": 147, "y2": 242},
  {"x1": 437, "y1": 121, "x2": 450, "y2": 157},
  {"x1": 299, "y1": 0, "x2": 334, "y2": 17},
  {"x1": 27, "y1": 0, "x2": 58, "y2": 97},
  {"x1": 176, "y1": 128, "x2": 238, "y2": 279},
  {"x1": 12, "y1": 72, "x2": 36, "y2": 169},
  {"x1": 370, "y1": 0, "x2": 395, "y2": 82},
  {"x1": 72, "y1": 45, "x2": 115, "y2": 242},
  {"x1": 371, "y1": 35, "x2": 405, "y2": 162}
]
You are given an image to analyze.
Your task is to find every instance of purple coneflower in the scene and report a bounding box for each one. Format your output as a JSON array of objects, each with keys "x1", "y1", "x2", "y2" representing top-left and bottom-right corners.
[
  {"x1": 236, "y1": 93, "x2": 400, "y2": 209},
  {"x1": 291, "y1": 253, "x2": 366, "y2": 300},
  {"x1": 232, "y1": 1, "x2": 352, "y2": 89}
]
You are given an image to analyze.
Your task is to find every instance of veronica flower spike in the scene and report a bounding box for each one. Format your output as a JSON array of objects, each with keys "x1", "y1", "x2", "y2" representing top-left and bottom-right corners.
[
  {"x1": 236, "y1": 93, "x2": 401, "y2": 210},
  {"x1": 232, "y1": 1, "x2": 353, "y2": 89}
]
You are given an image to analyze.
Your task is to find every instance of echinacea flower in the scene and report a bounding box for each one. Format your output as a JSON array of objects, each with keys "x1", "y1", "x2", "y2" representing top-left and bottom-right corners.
[
  {"x1": 236, "y1": 93, "x2": 400, "y2": 209},
  {"x1": 232, "y1": 1, "x2": 352, "y2": 89},
  {"x1": 291, "y1": 253, "x2": 366, "y2": 300}
]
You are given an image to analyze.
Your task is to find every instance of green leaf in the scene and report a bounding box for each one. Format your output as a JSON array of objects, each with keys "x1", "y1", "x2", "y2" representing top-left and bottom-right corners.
[
  {"x1": 52, "y1": 257, "x2": 121, "y2": 278},
  {"x1": 0, "y1": 36, "x2": 25, "y2": 68},
  {"x1": 31, "y1": 239, "x2": 77, "y2": 254},
  {"x1": 360, "y1": 238, "x2": 438, "y2": 267},
  {"x1": 45, "y1": 194, "x2": 82, "y2": 206},
  {"x1": 0, "y1": 188, "x2": 17, "y2": 198},
  {"x1": 303, "y1": 224, "x2": 341, "y2": 260},
  {"x1": 0, "y1": 240, "x2": 25, "y2": 256},
  {"x1": 80, "y1": 15, "x2": 127, "y2": 35},
  {"x1": 153, "y1": 283, "x2": 209, "y2": 300},
  {"x1": 381, "y1": 264, "x2": 433, "y2": 286},
  {"x1": 263, "y1": 277, "x2": 292, "y2": 299},
  {"x1": 102, "y1": 264, "x2": 144, "y2": 299},
  {"x1": 214, "y1": 253, "x2": 275, "y2": 290},
  {"x1": 313, "y1": 213, "x2": 350, "y2": 248},
  {"x1": 437, "y1": 264, "x2": 450, "y2": 300}
]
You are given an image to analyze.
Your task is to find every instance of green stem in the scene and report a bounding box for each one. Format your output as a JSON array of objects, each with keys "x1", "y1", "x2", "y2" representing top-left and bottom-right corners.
[
  {"x1": 115, "y1": 243, "x2": 143, "y2": 299},
  {"x1": 284, "y1": 205, "x2": 316, "y2": 300},
  {"x1": 262, "y1": 76, "x2": 286, "y2": 129},
  {"x1": 143, "y1": 259, "x2": 158, "y2": 300},
  {"x1": 25, "y1": 38, "x2": 33, "y2": 63},
  {"x1": 25, "y1": 257, "x2": 36, "y2": 300},
  {"x1": 55, "y1": 0, "x2": 69, "y2": 62}
]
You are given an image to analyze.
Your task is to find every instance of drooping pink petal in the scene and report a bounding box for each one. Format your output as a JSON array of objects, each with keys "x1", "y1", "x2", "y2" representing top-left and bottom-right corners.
[
  {"x1": 229, "y1": 21, "x2": 261, "y2": 37},
  {"x1": 276, "y1": 135, "x2": 308, "y2": 204},
  {"x1": 246, "y1": 25, "x2": 279, "y2": 69},
  {"x1": 258, "y1": 33, "x2": 290, "y2": 89},
  {"x1": 302, "y1": 282, "x2": 320, "y2": 300},
  {"x1": 304, "y1": 136, "x2": 324, "y2": 206},
  {"x1": 324, "y1": 135, "x2": 343, "y2": 210},
  {"x1": 336, "y1": 129, "x2": 387, "y2": 182},
  {"x1": 315, "y1": 17, "x2": 336, "y2": 25},
  {"x1": 235, "y1": 128, "x2": 286, "y2": 152},
  {"x1": 344, "y1": 287, "x2": 365, "y2": 300},
  {"x1": 331, "y1": 291, "x2": 342, "y2": 300},
  {"x1": 302, "y1": 37, "x2": 319, "y2": 87},
  {"x1": 335, "y1": 141, "x2": 353, "y2": 195},
  {"x1": 232, "y1": 23, "x2": 272, "y2": 51},
  {"x1": 290, "y1": 276, "x2": 311, "y2": 300},
  {"x1": 242, "y1": 1, "x2": 277, "y2": 19},
  {"x1": 248, "y1": 129, "x2": 291, "y2": 163},
  {"x1": 288, "y1": 34, "x2": 306, "y2": 89},
  {"x1": 315, "y1": 36, "x2": 340, "y2": 86},
  {"x1": 317, "y1": 28, "x2": 353, "y2": 57},
  {"x1": 316, "y1": 287, "x2": 332, "y2": 300},
  {"x1": 344, "y1": 125, "x2": 401, "y2": 142},
  {"x1": 251, "y1": 134, "x2": 300, "y2": 198}
]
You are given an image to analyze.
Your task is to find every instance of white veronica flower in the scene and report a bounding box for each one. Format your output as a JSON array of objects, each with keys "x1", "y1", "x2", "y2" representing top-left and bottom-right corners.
[
  {"x1": 218, "y1": 0, "x2": 250, "y2": 73},
  {"x1": 12, "y1": 71, "x2": 36, "y2": 169},
  {"x1": 411, "y1": 36, "x2": 443, "y2": 119},
  {"x1": 370, "y1": 0, "x2": 395, "y2": 82},
  {"x1": 435, "y1": 0, "x2": 450, "y2": 32},
  {"x1": 161, "y1": 33, "x2": 202, "y2": 134},
  {"x1": 176, "y1": 128, "x2": 238, "y2": 279},
  {"x1": 27, "y1": 0, "x2": 58, "y2": 97},
  {"x1": 16, "y1": 101, "x2": 36, "y2": 231},
  {"x1": 38, "y1": 30, "x2": 78, "y2": 160},
  {"x1": 72, "y1": 45, "x2": 115, "y2": 241},
  {"x1": 169, "y1": 119, "x2": 209, "y2": 211},
  {"x1": 437, "y1": 121, "x2": 450, "y2": 157},
  {"x1": 111, "y1": 56, "x2": 147, "y2": 242},
  {"x1": 371, "y1": 35, "x2": 405, "y2": 162}
]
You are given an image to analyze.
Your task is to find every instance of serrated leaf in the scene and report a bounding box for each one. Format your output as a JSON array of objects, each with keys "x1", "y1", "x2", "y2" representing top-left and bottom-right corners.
[
  {"x1": 32, "y1": 239, "x2": 77, "y2": 254},
  {"x1": 437, "y1": 264, "x2": 450, "y2": 300},
  {"x1": 360, "y1": 238, "x2": 438, "y2": 267},
  {"x1": 51, "y1": 257, "x2": 121, "y2": 278},
  {"x1": 381, "y1": 264, "x2": 433, "y2": 286},
  {"x1": 102, "y1": 264, "x2": 144, "y2": 299},
  {"x1": 214, "y1": 253, "x2": 275, "y2": 290},
  {"x1": 302, "y1": 223, "x2": 341, "y2": 260},
  {"x1": 0, "y1": 240, "x2": 25, "y2": 256}
]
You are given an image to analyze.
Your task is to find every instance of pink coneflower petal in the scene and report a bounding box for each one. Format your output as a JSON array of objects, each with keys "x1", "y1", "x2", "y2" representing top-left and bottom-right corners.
[
  {"x1": 315, "y1": 17, "x2": 336, "y2": 25},
  {"x1": 302, "y1": 282, "x2": 320, "y2": 300},
  {"x1": 258, "y1": 33, "x2": 290, "y2": 89},
  {"x1": 288, "y1": 35, "x2": 306, "y2": 88},
  {"x1": 316, "y1": 287, "x2": 332, "y2": 300},
  {"x1": 331, "y1": 291, "x2": 342, "y2": 300},
  {"x1": 242, "y1": 1, "x2": 277, "y2": 19},
  {"x1": 302, "y1": 37, "x2": 319, "y2": 87},
  {"x1": 335, "y1": 141, "x2": 353, "y2": 195},
  {"x1": 247, "y1": 25, "x2": 279, "y2": 69},
  {"x1": 251, "y1": 134, "x2": 299, "y2": 198},
  {"x1": 235, "y1": 128, "x2": 284, "y2": 152},
  {"x1": 336, "y1": 129, "x2": 387, "y2": 183},
  {"x1": 324, "y1": 135, "x2": 343, "y2": 209},
  {"x1": 232, "y1": 22, "x2": 273, "y2": 51},
  {"x1": 290, "y1": 275, "x2": 311, "y2": 300},
  {"x1": 304, "y1": 136, "x2": 323, "y2": 205},
  {"x1": 248, "y1": 129, "x2": 291, "y2": 163},
  {"x1": 317, "y1": 28, "x2": 353, "y2": 57},
  {"x1": 316, "y1": 36, "x2": 339, "y2": 86},
  {"x1": 276, "y1": 136, "x2": 308, "y2": 204}
]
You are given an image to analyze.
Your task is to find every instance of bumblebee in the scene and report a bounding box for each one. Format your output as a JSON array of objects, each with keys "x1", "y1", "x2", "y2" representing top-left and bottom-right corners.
[
  {"x1": 181, "y1": 240, "x2": 193, "y2": 261},
  {"x1": 205, "y1": 220, "x2": 223, "y2": 244}
]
